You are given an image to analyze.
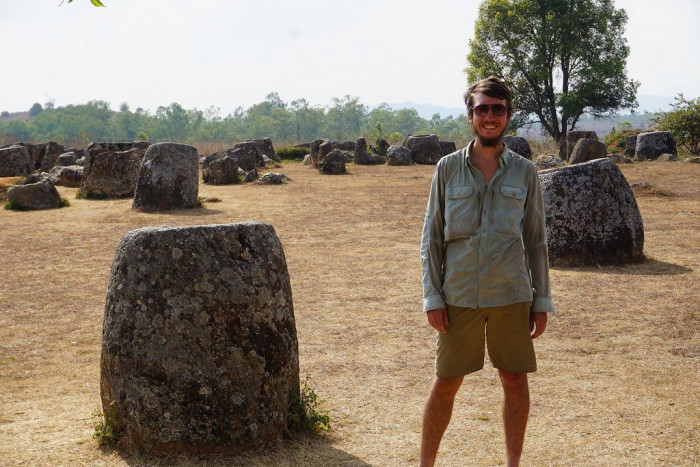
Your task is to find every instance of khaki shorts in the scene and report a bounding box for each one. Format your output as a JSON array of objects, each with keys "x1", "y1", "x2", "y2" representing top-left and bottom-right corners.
[{"x1": 436, "y1": 302, "x2": 536, "y2": 377}]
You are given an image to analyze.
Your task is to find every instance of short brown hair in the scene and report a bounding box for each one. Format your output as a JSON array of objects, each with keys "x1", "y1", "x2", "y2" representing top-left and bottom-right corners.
[{"x1": 464, "y1": 76, "x2": 514, "y2": 115}]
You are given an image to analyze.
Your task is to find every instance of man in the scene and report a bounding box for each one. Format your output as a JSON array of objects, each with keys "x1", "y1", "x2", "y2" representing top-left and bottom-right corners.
[{"x1": 419, "y1": 76, "x2": 554, "y2": 466}]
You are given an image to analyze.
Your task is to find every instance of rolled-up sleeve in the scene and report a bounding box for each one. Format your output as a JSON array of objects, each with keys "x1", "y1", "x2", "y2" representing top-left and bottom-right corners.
[
  {"x1": 421, "y1": 164, "x2": 446, "y2": 312},
  {"x1": 522, "y1": 165, "x2": 555, "y2": 313}
]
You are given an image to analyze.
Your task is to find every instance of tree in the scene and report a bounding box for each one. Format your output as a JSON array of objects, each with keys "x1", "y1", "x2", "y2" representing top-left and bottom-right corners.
[
  {"x1": 29, "y1": 103, "x2": 43, "y2": 117},
  {"x1": 290, "y1": 98, "x2": 325, "y2": 143},
  {"x1": 655, "y1": 94, "x2": 700, "y2": 155},
  {"x1": 466, "y1": 0, "x2": 639, "y2": 146},
  {"x1": 324, "y1": 96, "x2": 366, "y2": 141},
  {"x1": 119, "y1": 102, "x2": 130, "y2": 112},
  {"x1": 393, "y1": 108, "x2": 426, "y2": 137},
  {"x1": 28, "y1": 100, "x2": 113, "y2": 142},
  {"x1": 154, "y1": 102, "x2": 203, "y2": 141}
]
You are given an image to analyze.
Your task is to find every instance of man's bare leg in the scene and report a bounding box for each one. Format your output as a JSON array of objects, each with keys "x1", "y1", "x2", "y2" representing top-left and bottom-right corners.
[
  {"x1": 498, "y1": 370, "x2": 529, "y2": 467},
  {"x1": 419, "y1": 375, "x2": 464, "y2": 467}
]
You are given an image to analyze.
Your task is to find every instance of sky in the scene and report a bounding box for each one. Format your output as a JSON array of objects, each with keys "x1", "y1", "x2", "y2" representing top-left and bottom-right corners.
[{"x1": 1, "y1": 0, "x2": 698, "y2": 116}]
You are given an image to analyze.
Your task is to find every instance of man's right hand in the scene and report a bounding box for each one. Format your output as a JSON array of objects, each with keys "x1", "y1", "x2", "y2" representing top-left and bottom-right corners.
[{"x1": 426, "y1": 308, "x2": 449, "y2": 333}]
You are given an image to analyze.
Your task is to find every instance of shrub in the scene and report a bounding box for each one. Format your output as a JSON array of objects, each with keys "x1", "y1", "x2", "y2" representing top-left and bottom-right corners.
[
  {"x1": 5, "y1": 197, "x2": 71, "y2": 210},
  {"x1": 655, "y1": 94, "x2": 700, "y2": 155},
  {"x1": 4, "y1": 200, "x2": 28, "y2": 211},
  {"x1": 286, "y1": 377, "x2": 330, "y2": 436},
  {"x1": 604, "y1": 126, "x2": 645, "y2": 153},
  {"x1": 76, "y1": 190, "x2": 107, "y2": 200},
  {"x1": 387, "y1": 132, "x2": 403, "y2": 144},
  {"x1": 276, "y1": 146, "x2": 310, "y2": 161},
  {"x1": 92, "y1": 408, "x2": 118, "y2": 447}
]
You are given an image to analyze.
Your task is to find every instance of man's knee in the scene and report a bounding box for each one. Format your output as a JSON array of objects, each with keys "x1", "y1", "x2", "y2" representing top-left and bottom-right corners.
[
  {"x1": 431, "y1": 375, "x2": 464, "y2": 397},
  {"x1": 498, "y1": 370, "x2": 528, "y2": 391}
]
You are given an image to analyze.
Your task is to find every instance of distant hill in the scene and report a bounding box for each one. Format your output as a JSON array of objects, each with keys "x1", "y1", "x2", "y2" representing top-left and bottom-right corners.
[
  {"x1": 381, "y1": 95, "x2": 674, "y2": 120},
  {"x1": 0, "y1": 111, "x2": 30, "y2": 122}
]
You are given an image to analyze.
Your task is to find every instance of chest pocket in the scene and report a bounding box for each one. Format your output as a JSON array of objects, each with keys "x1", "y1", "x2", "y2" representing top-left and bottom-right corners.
[
  {"x1": 445, "y1": 185, "x2": 477, "y2": 236},
  {"x1": 496, "y1": 184, "x2": 526, "y2": 234}
]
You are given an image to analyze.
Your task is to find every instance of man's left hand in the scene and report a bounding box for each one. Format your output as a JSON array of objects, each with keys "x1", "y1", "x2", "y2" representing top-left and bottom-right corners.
[{"x1": 530, "y1": 312, "x2": 547, "y2": 339}]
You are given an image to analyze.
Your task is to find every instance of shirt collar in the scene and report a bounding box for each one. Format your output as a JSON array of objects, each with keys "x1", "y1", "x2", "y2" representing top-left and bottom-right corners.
[{"x1": 465, "y1": 139, "x2": 512, "y2": 168}]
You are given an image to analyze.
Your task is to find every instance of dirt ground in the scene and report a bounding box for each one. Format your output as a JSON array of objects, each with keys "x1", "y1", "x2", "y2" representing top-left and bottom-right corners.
[{"x1": 0, "y1": 160, "x2": 698, "y2": 466}]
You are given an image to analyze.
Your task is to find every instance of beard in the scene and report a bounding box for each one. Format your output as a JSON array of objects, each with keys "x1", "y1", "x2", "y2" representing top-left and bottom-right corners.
[
  {"x1": 470, "y1": 121, "x2": 507, "y2": 147},
  {"x1": 476, "y1": 134, "x2": 504, "y2": 147}
]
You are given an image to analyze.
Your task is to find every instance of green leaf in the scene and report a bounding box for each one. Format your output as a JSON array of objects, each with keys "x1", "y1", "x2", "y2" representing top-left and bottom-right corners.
[{"x1": 61, "y1": 0, "x2": 104, "y2": 5}]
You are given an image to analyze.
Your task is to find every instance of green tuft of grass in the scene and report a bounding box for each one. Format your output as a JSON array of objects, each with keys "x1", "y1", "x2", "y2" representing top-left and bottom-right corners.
[
  {"x1": 286, "y1": 377, "x2": 330, "y2": 436},
  {"x1": 76, "y1": 190, "x2": 108, "y2": 200},
  {"x1": 60, "y1": 197, "x2": 70, "y2": 207},
  {"x1": 93, "y1": 408, "x2": 118, "y2": 447},
  {"x1": 4, "y1": 200, "x2": 28, "y2": 211}
]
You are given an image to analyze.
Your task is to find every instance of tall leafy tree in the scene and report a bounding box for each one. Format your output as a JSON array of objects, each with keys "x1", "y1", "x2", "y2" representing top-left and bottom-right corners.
[{"x1": 466, "y1": 0, "x2": 639, "y2": 146}]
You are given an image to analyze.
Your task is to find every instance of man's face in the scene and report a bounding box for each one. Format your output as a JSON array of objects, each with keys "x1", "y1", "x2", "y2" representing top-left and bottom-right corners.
[{"x1": 468, "y1": 92, "x2": 511, "y2": 148}]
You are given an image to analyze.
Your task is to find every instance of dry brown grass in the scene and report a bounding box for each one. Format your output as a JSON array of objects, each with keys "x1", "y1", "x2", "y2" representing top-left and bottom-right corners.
[
  {"x1": 0, "y1": 160, "x2": 698, "y2": 466},
  {"x1": 0, "y1": 176, "x2": 23, "y2": 202}
]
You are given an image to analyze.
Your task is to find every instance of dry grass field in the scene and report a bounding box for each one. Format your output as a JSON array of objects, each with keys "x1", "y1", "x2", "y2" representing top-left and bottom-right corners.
[{"x1": 0, "y1": 160, "x2": 698, "y2": 466}]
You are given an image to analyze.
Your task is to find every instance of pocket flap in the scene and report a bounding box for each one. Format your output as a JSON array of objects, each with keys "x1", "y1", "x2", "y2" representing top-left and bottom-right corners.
[
  {"x1": 500, "y1": 185, "x2": 525, "y2": 200},
  {"x1": 446, "y1": 186, "x2": 474, "y2": 199}
]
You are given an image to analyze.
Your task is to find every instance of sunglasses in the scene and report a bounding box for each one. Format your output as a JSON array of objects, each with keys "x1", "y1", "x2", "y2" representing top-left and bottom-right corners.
[{"x1": 469, "y1": 104, "x2": 509, "y2": 117}]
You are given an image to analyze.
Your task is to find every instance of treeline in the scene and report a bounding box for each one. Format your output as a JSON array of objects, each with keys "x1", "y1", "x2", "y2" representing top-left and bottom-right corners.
[{"x1": 0, "y1": 92, "x2": 472, "y2": 149}]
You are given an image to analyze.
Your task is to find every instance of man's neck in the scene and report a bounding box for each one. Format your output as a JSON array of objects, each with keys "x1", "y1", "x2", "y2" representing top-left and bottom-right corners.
[{"x1": 471, "y1": 139, "x2": 504, "y2": 164}]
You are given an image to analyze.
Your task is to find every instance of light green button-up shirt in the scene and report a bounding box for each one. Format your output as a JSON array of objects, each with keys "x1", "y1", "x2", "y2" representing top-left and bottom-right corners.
[{"x1": 421, "y1": 141, "x2": 554, "y2": 313}]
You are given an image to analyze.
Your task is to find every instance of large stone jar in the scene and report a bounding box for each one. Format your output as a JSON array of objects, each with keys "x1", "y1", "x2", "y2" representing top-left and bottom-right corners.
[
  {"x1": 539, "y1": 158, "x2": 644, "y2": 266},
  {"x1": 100, "y1": 222, "x2": 300, "y2": 454}
]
